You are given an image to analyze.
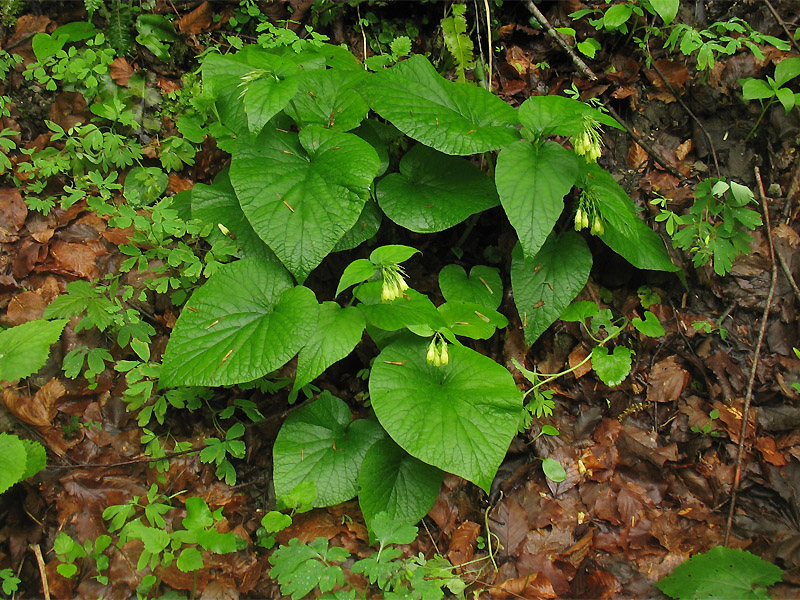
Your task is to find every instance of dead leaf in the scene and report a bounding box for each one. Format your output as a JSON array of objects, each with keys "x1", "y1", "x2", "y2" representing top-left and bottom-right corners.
[
  {"x1": 447, "y1": 520, "x2": 480, "y2": 566},
  {"x1": 168, "y1": 173, "x2": 194, "y2": 193},
  {"x1": 647, "y1": 356, "x2": 690, "y2": 404},
  {"x1": 109, "y1": 57, "x2": 135, "y2": 87},
  {"x1": 47, "y1": 240, "x2": 100, "y2": 279},
  {"x1": 491, "y1": 497, "x2": 529, "y2": 558},
  {"x1": 4, "y1": 290, "x2": 47, "y2": 324},
  {"x1": 756, "y1": 436, "x2": 788, "y2": 466},
  {"x1": 568, "y1": 343, "x2": 592, "y2": 379},
  {"x1": 0, "y1": 187, "x2": 27, "y2": 235},
  {"x1": 491, "y1": 571, "x2": 557, "y2": 599},
  {"x1": 3, "y1": 378, "x2": 64, "y2": 426},
  {"x1": 675, "y1": 138, "x2": 693, "y2": 161},
  {"x1": 178, "y1": 1, "x2": 214, "y2": 34},
  {"x1": 627, "y1": 139, "x2": 649, "y2": 170},
  {"x1": 49, "y1": 92, "x2": 87, "y2": 131}
]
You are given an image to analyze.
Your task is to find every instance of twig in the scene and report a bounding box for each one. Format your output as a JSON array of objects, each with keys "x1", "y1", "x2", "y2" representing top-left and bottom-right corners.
[
  {"x1": 604, "y1": 104, "x2": 687, "y2": 180},
  {"x1": 30, "y1": 544, "x2": 50, "y2": 600},
  {"x1": 775, "y1": 247, "x2": 800, "y2": 303},
  {"x1": 356, "y1": 4, "x2": 368, "y2": 68},
  {"x1": 524, "y1": 1, "x2": 598, "y2": 80},
  {"x1": 763, "y1": 0, "x2": 800, "y2": 55},
  {"x1": 724, "y1": 166, "x2": 778, "y2": 546},
  {"x1": 646, "y1": 46, "x2": 721, "y2": 177},
  {"x1": 53, "y1": 448, "x2": 198, "y2": 470},
  {"x1": 483, "y1": 0, "x2": 493, "y2": 89}
]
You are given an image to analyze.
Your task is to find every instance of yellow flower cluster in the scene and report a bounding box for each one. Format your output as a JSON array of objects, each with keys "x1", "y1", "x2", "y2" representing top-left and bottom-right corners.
[
  {"x1": 570, "y1": 115, "x2": 603, "y2": 163},
  {"x1": 574, "y1": 188, "x2": 604, "y2": 236},
  {"x1": 380, "y1": 265, "x2": 409, "y2": 302},
  {"x1": 426, "y1": 334, "x2": 449, "y2": 367}
]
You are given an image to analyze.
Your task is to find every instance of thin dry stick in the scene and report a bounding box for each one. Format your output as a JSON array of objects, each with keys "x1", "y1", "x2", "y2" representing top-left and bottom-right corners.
[
  {"x1": 524, "y1": 1, "x2": 598, "y2": 80},
  {"x1": 646, "y1": 47, "x2": 721, "y2": 177},
  {"x1": 723, "y1": 166, "x2": 778, "y2": 546},
  {"x1": 763, "y1": 0, "x2": 800, "y2": 55},
  {"x1": 30, "y1": 544, "x2": 51, "y2": 600},
  {"x1": 483, "y1": 0, "x2": 493, "y2": 89},
  {"x1": 776, "y1": 248, "x2": 800, "y2": 303}
]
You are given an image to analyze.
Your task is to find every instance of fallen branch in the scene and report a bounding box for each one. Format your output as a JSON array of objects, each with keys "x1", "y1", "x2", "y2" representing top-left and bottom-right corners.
[
  {"x1": 30, "y1": 544, "x2": 51, "y2": 600},
  {"x1": 524, "y1": 1, "x2": 598, "y2": 80},
  {"x1": 724, "y1": 166, "x2": 778, "y2": 546}
]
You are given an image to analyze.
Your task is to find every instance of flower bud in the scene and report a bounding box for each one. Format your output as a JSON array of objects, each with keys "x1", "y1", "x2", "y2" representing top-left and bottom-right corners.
[
  {"x1": 438, "y1": 341, "x2": 449, "y2": 366},
  {"x1": 590, "y1": 216, "x2": 604, "y2": 235},
  {"x1": 574, "y1": 208, "x2": 584, "y2": 231},
  {"x1": 426, "y1": 339, "x2": 437, "y2": 365}
]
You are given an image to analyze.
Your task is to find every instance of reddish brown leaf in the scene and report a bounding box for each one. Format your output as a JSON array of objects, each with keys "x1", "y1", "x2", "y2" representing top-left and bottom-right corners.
[
  {"x1": 3, "y1": 378, "x2": 63, "y2": 427},
  {"x1": 4, "y1": 290, "x2": 47, "y2": 324},
  {"x1": 756, "y1": 436, "x2": 788, "y2": 466},
  {"x1": 568, "y1": 343, "x2": 592, "y2": 379},
  {"x1": 583, "y1": 569, "x2": 623, "y2": 598},
  {"x1": 168, "y1": 173, "x2": 194, "y2": 193},
  {"x1": 0, "y1": 187, "x2": 27, "y2": 235},
  {"x1": 47, "y1": 240, "x2": 100, "y2": 279},
  {"x1": 647, "y1": 356, "x2": 690, "y2": 404},
  {"x1": 178, "y1": 1, "x2": 214, "y2": 34},
  {"x1": 49, "y1": 92, "x2": 87, "y2": 131},
  {"x1": 447, "y1": 520, "x2": 480, "y2": 566},
  {"x1": 491, "y1": 571, "x2": 557, "y2": 599},
  {"x1": 109, "y1": 57, "x2": 135, "y2": 87},
  {"x1": 491, "y1": 497, "x2": 529, "y2": 558},
  {"x1": 627, "y1": 140, "x2": 649, "y2": 170}
]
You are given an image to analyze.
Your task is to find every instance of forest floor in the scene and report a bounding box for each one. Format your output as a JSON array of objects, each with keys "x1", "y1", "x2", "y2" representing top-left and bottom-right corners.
[{"x1": 2, "y1": 0, "x2": 800, "y2": 598}]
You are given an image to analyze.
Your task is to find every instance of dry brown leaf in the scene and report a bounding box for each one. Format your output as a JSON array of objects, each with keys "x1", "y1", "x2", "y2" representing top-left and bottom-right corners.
[
  {"x1": 178, "y1": 1, "x2": 214, "y2": 34},
  {"x1": 756, "y1": 436, "x2": 788, "y2": 466},
  {"x1": 49, "y1": 92, "x2": 87, "y2": 131},
  {"x1": 447, "y1": 520, "x2": 480, "y2": 566},
  {"x1": 109, "y1": 57, "x2": 135, "y2": 87},
  {"x1": 491, "y1": 497, "x2": 529, "y2": 558},
  {"x1": 168, "y1": 173, "x2": 194, "y2": 193},
  {"x1": 568, "y1": 343, "x2": 592, "y2": 379},
  {"x1": 647, "y1": 356, "x2": 690, "y2": 404},
  {"x1": 0, "y1": 187, "x2": 27, "y2": 235},
  {"x1": 48, "y1": 240, "x2": 100, "y2": 279},
  {"x1": 582, "y1": 570, "x2": 623, "y2": 599},
  {"x1": 675, "y1": 138, "x2": 693, "y2": 161},
  {"x1": 491, "y1": 572, "x2": 557, "y2": 599},
  {"x1": 627, "y1": 140, "x2": 649, "y2": 170},
  {"x1": 3, "y1": 378, "x2": 63, "y2": 426},
  {"x1": 4, "y1": 290, "x2": 47, "y2": 324}
]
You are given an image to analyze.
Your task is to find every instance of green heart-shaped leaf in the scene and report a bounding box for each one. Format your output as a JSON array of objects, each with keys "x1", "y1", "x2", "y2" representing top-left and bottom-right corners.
[
  {"x1": 358, "y1": 437, "x2": 442, "y2": 536},
  {"x1": 511, "y1": 233, "x2": 592, "y2": 346},
  {"x1": 359, "y1": 55, "x2": 519, "y2": 155},
  {"x1": 273, "y1": 392, "x2": 384, "y2": 507},
  {"x1": 438, "y1": 264, "x2": 502, "y2": 310},
  {"x1": 160, "y1": 259, "x2": 319, "y2": 387},
  {"x1": 591, "y1": 345, "x2": 633, "y2": 387},
  {"x1": 377, "y1": 144, "x2": 499, "y2": 233},
  {"x1": 369, "y1": 338, "x2": 521, "y2": 492},
  {"x1": 496, "y1": 140, "x2": 579, "y2": 259},
  {"x1": 231, "y1": 126, "x2": 379, "y2": 281}
]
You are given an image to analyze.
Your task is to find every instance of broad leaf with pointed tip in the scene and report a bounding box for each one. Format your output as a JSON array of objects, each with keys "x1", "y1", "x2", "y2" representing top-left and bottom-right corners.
[
  {"x1": 358, "y1": 438, "x2": 442, "y2": 534},
  {"x1": 190, "y1": 169, "x2": 277, "y2": 261},
  {"x1": 285, "y1": 69, "x2": 369, "y2": 131},
  {"x1": 511, "y1": 233, "x2": 592, "y2": 346},
  {"x1": 0, "y1": 319, "x2": 68, "y2": 382},
  {"x1": 377, "y1": 144, "x2": 499, "y2": 233},
  {"x1": 496, "y1": 140, "x2": 579, "y2": 259},
  {"x1": 586, "y1": 164, "x2": 679, "y2": 272},
  {"x1": 369, "y1": 338, "x2": 521, "y2": 492},
  {"x1": 359, "y1": 55, "x2": 519, "y2": 155},
  {"x1": 519, "y1": 94, "x2": 622, "y2": 139},
  {"x1": 273, "y1": 392, "x2": 384, "y2": 507},
  {"x1": 292, "y1": 302, "x2": 365, "y2": 394},
  {"x1": 230, "y1": 126, "x2": 379, "y2": 281},
  {"x1": 160, "y1": 259, "x2": 318, "y2": 387},
  {"x1": 439, "y1": 264, "x2": 502, "y2": 310}
]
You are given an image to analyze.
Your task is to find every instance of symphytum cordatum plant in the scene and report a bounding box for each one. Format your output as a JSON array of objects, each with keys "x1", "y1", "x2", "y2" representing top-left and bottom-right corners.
[{"x1": 156, "y1": 33, "x2": 680, "y2": 537}]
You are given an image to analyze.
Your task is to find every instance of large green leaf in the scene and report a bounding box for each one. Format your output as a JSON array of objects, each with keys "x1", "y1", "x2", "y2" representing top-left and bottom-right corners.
[
  {"x1": 332, "y1": 198, "x2": 382, "y2": 253},
  {"x1": 657, "y1": 547, "x2": 783, "y2": 600},
  {"x1": 586, "y1": 164, "x2": 679, "y2": 272},
  {"x1": 0, "y1": 433, "x2": 27, "y2": 494},
  {"x1": 358, "y1": 437, "x2": 443, "y2": 532},
  {"x1": 376, "y1": 144, "x2": 499, "y2": 233},
  {"x1": 519, "y1": 95, "x2": 621, "y2": 139},
  {"x1": 650, "y1": 0, "x2": 679, "y2": 25},
  {"x1": 241, "y1": 52, "x2": 306, "y2": 134},
  {"x1": 438, "y1": 264, "x2": 502, "y2": 310},
  {"x1": 160, "y1": 259, "x2": 318, "y2": 387},
  {"x1": 356, "y1": 283, "x2": 445, "y2": 332},
  {"x1": 437, "y1": 301, "x2": 508, "y2": 340},
  {"x1": 359, "y1": 55, "x2": 519, "y2": 155},
  {"x1": 190, "y1": 169, "x2": 277, "y2": 261},
  {"x1": 285, "y1": 69, "x2": 369, "y2": 131},
  {"x1": 511, "y1": 233, "x2": 592, "y2": 346},
  {"x1": 0, "y1": 319, "x2": 68, "y2": 381},
  {"x1": 292, "y1": 302, "x2": 365, "y2": 394},
  {"x1": 273, "y1": 392, "x2": 384, "y2": 507},
  {"x1": 496, "y1": 140, "x2": 579, "y2": 259},
  {"x1": 202, "y1": 54, "x2": 253, "y2": 138},
  {"x1": 230, "y1": 126, "x2": 379, "y2": 281},
  {"x1": 369, "y1": 338, "x2": 521, "y2": 492}
]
